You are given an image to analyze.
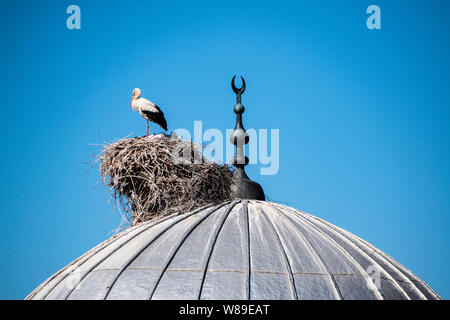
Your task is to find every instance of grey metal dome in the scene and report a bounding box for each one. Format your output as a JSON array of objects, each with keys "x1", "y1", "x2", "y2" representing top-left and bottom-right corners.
[{"x1": 26, "y1": 200, "x2": 441, "y2": 300}]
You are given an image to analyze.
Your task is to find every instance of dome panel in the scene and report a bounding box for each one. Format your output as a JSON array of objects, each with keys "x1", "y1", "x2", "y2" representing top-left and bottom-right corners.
[
  {"x1": 250, "y1": 272, "x2": 294, "y2": 300},
  {"x1": 247, "y1": 204, "x2": 288, "y2": 273},
  {"x1": 128, "y1": 207, "x2": 217, "y2": 270},
  {"x1": 167, "y1": 205, "x2": 230, "y2": 271},
  {"x1": 293, "y1": 274, "x2": 336, "y2": 300},
  {"x1": 69, "y1": 269, "x2": 118, "y2": 300},
  {"x1": 333, "y1": 275, "x2": 379, "y2": 300},
  {"x1": 207, "y1": 204, "x2": 247, "y2": 272},
  {"x1": 201, "y1": 271, "x2": 246, "y2": 300},
  {"x1": 107, "y1": 269, "x2": 159, "y2": 300},
  {"x1": 152, "y1": 271, "x2": 202, "y2": 300},
  {"x1": 254, "y1": 204, "x2": 324, "y2": 274}
]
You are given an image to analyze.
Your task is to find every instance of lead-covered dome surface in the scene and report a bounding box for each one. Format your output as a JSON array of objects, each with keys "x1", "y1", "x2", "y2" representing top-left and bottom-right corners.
[{"x1": 27, "y1": 200, "x2": 440, "y2": 300}]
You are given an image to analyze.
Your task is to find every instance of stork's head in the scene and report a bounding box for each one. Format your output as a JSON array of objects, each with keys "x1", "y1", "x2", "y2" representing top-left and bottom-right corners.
[{"x1": 131, "y1": 88, "x2": 141, "y2": 106}]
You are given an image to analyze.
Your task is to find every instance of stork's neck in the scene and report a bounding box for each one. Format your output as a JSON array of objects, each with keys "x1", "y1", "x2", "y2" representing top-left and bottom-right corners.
[{"x1": 131, "y1": 98, "x2": 139, "y2": 111}]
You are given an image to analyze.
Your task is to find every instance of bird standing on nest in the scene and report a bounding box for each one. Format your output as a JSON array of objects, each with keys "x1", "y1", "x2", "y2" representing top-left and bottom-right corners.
[{"x1": 130, "y1": 88, "x2": 168, "y2": 137}]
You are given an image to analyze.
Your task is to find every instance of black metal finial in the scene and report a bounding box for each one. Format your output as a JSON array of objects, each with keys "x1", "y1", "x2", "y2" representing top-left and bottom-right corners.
[
  {"x1": 231, "y1": 75, "x2": 246, "y2": 104},
  {"x1": 229, "y1": 75, "x2": 265, "y2": 200}
]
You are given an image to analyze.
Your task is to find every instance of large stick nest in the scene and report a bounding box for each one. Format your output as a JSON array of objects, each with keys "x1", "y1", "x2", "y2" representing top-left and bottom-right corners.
[{"x1": 97, "y1": 134, "x2": 233, "y2": 226}]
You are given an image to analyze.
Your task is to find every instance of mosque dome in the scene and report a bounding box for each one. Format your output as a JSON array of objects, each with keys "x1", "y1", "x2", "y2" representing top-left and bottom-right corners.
[{"x1": 26, "y1": 200, "x2": 440, "y2": 300}]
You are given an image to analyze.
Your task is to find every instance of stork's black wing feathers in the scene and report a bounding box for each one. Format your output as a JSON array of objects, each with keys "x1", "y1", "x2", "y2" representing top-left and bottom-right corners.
[
  {"x1": 153, "y1": 104, "x2": 164, "y2": 114},
  {"x1": 142, "y1": 106, "x2": 168, "y2": 131}
]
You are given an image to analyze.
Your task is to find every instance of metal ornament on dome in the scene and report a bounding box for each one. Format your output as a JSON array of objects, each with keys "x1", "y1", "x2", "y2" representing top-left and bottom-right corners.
[{"x1": 229, "y1": 76, "x2": 265, "y2": 200}]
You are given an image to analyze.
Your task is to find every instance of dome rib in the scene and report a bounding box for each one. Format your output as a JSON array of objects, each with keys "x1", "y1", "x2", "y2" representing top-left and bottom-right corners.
[
  {"x1": 255, "y1": 203, "x2": 298, "y2": 299},
  {"x1": 197, "y1": 201, "x2": 238, "y2": 299},
  {"x1": 267, "y1": 203, "x2": 343, "y2": 300},
  {"x1": 297, "y1": 208, "x2": 425, "y2": 300},
  {"x1": 242, "y1": 200, "x2": 251, "y2": 299},
  {"x1": 274, "y1": 203, "x2": 384, "y2": 300},
  {"x1": 101, "y1": 203, "x2": 221, "y2": 300}
]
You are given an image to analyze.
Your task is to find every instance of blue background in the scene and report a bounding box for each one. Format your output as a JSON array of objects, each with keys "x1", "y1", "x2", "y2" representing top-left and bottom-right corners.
[{"x1": 0, "y1": 0, "x2": 448, "y2": 299}]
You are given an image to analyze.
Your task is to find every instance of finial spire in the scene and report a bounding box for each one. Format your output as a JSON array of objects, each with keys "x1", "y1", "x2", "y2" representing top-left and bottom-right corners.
[
  {"x1": 231, "y1": 75, "x2": 246, "y2": 104},
  {"x1": 229, "y1": 75, "x2": 265, "y2": 200}
]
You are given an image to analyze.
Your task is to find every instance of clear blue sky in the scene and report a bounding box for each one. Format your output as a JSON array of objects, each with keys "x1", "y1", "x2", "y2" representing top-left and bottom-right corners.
[{"x1": 0, "y1": 0, "x2": 448, "y2": 299}]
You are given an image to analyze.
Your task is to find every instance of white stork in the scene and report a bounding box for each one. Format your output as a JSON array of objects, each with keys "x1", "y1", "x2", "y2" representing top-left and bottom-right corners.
[{"x1": 130, "y1": 88, "x2": 168, "y2": 137}]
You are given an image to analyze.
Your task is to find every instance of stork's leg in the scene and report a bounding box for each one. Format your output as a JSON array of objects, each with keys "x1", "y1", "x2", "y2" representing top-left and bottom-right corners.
[{"x1": 146, "y1": 120, "x2": 149, "y2": 138}]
